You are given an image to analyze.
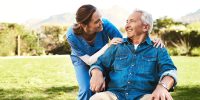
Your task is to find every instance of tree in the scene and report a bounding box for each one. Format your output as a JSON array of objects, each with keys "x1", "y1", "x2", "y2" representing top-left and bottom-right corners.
[
  {"x1": 0, "y1": 23, "x2": 44, "y2": 56},
  {"x1": 40, "y1": 25, "x2": 70, "y2": 54}
]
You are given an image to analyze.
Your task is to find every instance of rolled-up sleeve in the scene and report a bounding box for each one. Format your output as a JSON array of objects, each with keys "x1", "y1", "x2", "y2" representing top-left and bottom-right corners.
[
  {"x1": 159, "y1": 70, "x2": 177, "y2": 91},
  {"x1": 158, "y1": 48, "x2": 177, "y2": 91}
]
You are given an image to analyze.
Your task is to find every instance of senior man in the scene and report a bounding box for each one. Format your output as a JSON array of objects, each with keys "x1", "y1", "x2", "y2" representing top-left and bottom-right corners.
[{"x1": 89, "y1": 9, "x2": 177, "y2": 100}]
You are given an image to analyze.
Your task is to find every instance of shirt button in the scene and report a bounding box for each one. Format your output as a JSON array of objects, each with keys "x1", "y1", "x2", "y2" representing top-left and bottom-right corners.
[
  {"x1": 126, "y1": 93, "x2": 128, "y2": 95},
  {"x1": 129, "y1": 73, "x2": 132, "y2": 75},
  {"x1": 128, "y1": 81, "x2": 131, "y2": 84},
  {"x1": 131, "y1": 64, "x2": 135, "y2": 66}
]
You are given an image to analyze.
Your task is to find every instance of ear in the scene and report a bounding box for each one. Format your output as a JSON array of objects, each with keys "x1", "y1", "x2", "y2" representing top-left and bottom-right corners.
[
  {"x1": 80, "y1": 24, "x2": 88, "y2": 32},
  {"x1": 80, "y1": 24, "x2": 86, "y2": 28},
  {"x1": 143, "y1": 24, "x2": 149, "y2": 33}
]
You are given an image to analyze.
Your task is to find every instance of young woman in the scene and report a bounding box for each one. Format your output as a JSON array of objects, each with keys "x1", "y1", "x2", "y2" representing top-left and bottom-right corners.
[{"x1": 66, "y1": 4, "x2": 163, "y2": 100}]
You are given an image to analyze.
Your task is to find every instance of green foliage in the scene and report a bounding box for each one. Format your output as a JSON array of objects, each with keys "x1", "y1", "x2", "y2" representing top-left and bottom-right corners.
[
  {"x1": 191, "y1": 47, "x2": 200, "y2": 56},
  {"x1": 20, "y1": 33, "x2": 44, "y2": 56},
  {"x1": 167, "y1": 48, "x2": 179, "y2": 56},
  {"x1": 0, "y1": 31, "x2": 16, "y2": 56},
  {"x1": 0, "y1": 23, "x2": 44, "y2": 56},
  {"x1": 154, "y1": 17, "x2": 175, "y2": 28},
  {"x1": 153, "y1": 17, "x2": 183, "y2": 34},
  {"x1": 152, "y1": 17, "x2": 200, "y2": 56},
  {"x1": 40, "y1": 25, "x2": 69, "y2": 55},
  {"x1": 48, "y1": 41, "x2": 71, "y2": 55},
  {"x1": 161, "y1": 30, "x2": 200, "y2": 56},
  {"x1": 187, "y1": 22, "x2": 200, "y2": 32}
]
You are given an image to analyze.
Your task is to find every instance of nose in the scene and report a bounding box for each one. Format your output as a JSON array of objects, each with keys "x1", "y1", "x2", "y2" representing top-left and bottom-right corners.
[
  {"x1": 99, "y1": 20, "x2": 103, "y2": 26},
  {"x1": 125, "y1": 23, "x2": 130, "y2": 30}
]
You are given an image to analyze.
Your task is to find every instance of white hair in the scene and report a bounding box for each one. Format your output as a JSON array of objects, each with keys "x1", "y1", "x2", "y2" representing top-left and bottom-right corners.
[{"x1": 133, "y1": 9, "x2": 153, "y2": 33}]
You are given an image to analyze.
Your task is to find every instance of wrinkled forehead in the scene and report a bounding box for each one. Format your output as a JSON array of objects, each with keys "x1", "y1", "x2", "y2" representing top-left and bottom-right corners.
[{"x1": 127, "y1": 11, "x2": 142, "y2": 21}]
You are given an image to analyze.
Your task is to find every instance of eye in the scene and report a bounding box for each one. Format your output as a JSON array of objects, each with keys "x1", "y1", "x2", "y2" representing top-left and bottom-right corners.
[
  {"x1": 130, "y1": 19, "x2": 136, "y2": 22},
  {"x1": 94, "y1": 19, "x2": 101, "y2": 24}
]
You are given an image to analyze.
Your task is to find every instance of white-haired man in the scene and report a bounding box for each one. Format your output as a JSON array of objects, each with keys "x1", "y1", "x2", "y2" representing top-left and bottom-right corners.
[{"x1": 89, "y1": 9, "x2": 177, "y2": 100}]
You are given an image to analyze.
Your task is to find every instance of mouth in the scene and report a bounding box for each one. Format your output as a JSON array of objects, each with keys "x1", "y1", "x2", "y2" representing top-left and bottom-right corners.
[
  {"x1": 98, "y1": 26, "x2": 103, "y2": 30},
  {"x1": 126, "y1": 28, "x2": 133, "y2": 32}
]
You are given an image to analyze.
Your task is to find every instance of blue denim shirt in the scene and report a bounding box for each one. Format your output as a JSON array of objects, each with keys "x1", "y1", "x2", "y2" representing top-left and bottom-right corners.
[{"x1": 89, "y1": 36, "x2": 177, "y2": 100}]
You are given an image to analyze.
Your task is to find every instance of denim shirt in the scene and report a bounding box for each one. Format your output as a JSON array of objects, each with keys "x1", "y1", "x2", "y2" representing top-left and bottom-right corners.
[{"x1": 89, "y1": 36, "x2": 177, "y2": 100}]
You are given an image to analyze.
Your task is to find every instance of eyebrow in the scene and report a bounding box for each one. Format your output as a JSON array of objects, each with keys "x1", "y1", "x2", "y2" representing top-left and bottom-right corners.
[{"x1": 94, "y1": 19, "x2": 101, "y2": 23}]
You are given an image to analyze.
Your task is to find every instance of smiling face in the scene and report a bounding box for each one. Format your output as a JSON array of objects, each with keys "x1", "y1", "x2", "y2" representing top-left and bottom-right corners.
[
  {"x1": 83, "y1": 10, "x2": 103, "y2": 35},
  {"x1": 125, "y1": 11, "x2": 149, "y2": 38}
]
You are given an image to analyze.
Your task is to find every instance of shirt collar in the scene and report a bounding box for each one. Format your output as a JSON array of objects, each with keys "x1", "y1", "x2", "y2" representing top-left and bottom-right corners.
[{"x1": 123, "y1": 35, "x2": 152, "y2": 45}]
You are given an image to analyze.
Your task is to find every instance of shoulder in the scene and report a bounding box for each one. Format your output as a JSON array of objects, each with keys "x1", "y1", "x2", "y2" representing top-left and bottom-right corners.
[
  {"x1": 66, "y1": 27, "x2": 77, "y2": 42},
  {"x1": 102, "y1": 18, "x2": 113, "y2": 26},
  {"x1": 154, "y1": 46, "x2": 168, "y2": 55},
  {"x1": 102, "y1": 18, "x2": 110, "y2": 23}
]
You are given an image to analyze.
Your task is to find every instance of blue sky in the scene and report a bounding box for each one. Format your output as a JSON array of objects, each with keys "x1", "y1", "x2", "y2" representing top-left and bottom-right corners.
[{"x1": 0, "y1": 0, "x2": 199, "y2": 23}]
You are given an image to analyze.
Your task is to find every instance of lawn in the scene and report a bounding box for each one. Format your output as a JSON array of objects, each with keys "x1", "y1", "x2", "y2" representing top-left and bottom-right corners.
[{"x1": 0, "y1": 56, "x2": 200, "y2": 100}]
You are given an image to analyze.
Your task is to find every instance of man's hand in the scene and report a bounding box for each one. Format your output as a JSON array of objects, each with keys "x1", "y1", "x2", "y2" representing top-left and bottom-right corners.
[
  {"x1": 151, "y1": 85, "x2": 173, "y2": 100},
  {"x1": 90, "y1": 68, "x2": 105, "y2": 92}
]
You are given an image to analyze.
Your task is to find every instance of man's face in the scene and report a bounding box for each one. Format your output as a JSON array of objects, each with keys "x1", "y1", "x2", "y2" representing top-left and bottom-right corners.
[
  {"x1": 84, "y1": 10, "x2": 103, "y2": 35},
  {"x1": 125, "y1": 12, "x2": 148, "y2": 38}
]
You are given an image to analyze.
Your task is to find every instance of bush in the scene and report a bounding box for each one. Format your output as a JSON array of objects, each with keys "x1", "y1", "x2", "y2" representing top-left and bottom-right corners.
[
  {"x1": 47, "y1": 41, "x2": 71, "y2": 55},
  {"x1": 191, "y1": 47, "x2": 200, "y2": 56},
  {"x1": 0, "y1": 23, "x2": 45, "y2": 56},
  {"x1": 167, "y1": 48, "x2": 179, "y2": 56}
]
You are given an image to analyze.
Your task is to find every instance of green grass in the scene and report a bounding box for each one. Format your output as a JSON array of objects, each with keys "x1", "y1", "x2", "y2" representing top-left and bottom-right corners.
[
  {"x1": 170, "y1": 56, "x2": 200, "y2": 100},
  {"x1": 0, "y1": 56, "x2": 78, "y2": 100},
  {"x1": 0, "y1": 56, "x2": 200, "y2": 100}
]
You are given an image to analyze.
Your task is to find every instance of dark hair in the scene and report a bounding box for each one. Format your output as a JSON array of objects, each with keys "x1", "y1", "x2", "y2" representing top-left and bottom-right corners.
[{"x1": 73, "y1": 4, "x2": 96, "y2": 35}]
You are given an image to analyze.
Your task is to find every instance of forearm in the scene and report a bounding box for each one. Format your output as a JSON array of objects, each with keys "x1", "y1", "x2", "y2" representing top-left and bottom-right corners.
[{"x1": 80, "y1": 44, "x2": 109, "y2": 65}]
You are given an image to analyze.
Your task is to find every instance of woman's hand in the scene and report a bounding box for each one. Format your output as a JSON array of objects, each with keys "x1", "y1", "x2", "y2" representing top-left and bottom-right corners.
[
  {"x1": 108, "y1": 38, "x2": 123, "y2": 47},
  {"x1": 152, "y1": 38, "x2": 165, "y2": 48}
]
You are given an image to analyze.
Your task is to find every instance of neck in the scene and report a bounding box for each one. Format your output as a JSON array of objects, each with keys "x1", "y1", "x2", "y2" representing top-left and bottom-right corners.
[
  {"x1": 130, "y1": 33, "x2": 147, "y2": 44},
  {"x1": 82, "y1": 32, "x2": 97, "y2": 45}
]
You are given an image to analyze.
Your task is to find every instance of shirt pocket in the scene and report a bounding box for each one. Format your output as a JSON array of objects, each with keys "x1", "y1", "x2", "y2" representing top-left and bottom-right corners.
[
  {"x1": 113, "y1": 55, "x2": 128, "y2": 71},
  {"x1": 141, "y1": 56, "x2": 157, "y2": 73}
]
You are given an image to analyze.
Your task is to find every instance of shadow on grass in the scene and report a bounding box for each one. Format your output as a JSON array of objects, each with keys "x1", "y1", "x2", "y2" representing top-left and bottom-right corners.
[
  {"x1": 0, "y1": 88, "x2": 25, "y2": 100},
  {"x1": 45, "y1": 85, "x2": 78, "y2": 94},
  {"x1": 172, "y1": 85, "x2": 200, "y2": 100},
  {"x1": 3, "y1": 85, "x2": 200, "y2": 100},
  {"x1": 44, "y1": 85, "x2": 78, "y2": 99},
  {"x1": 0, "y1": 86, "x2": 78, "y2": 100}
]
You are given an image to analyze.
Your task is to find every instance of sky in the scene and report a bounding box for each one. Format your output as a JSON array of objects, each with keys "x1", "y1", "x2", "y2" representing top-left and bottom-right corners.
[{"x1": 0, "y1": 0, "x2": 199, "y2": 23}]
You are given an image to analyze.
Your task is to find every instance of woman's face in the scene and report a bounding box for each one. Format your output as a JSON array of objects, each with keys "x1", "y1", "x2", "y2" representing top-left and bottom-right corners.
[{"x1": 83, "y1": 10, "x2": 103, "y2": 35}]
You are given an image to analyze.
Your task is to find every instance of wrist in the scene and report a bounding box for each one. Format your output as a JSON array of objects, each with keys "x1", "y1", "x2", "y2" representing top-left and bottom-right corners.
[
  {"x1": 91, "y1": 68, "x2": 103, "y2": 76},
  {"x1": 158, "y1": 81, "x2": 169, "y2": 91}
]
